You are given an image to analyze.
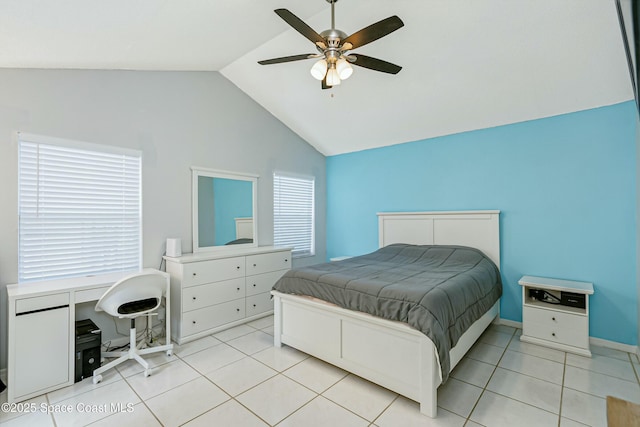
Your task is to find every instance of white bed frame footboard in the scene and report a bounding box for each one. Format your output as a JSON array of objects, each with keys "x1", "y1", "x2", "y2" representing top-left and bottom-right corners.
[{"x1": 272, "y1": 210, "x2": 501, "y2": 418}]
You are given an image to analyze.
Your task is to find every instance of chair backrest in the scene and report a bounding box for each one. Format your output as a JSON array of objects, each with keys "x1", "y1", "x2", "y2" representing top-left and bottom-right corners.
[{"x1": 95, "y1": 271, "x2": 169, "y2": 318}]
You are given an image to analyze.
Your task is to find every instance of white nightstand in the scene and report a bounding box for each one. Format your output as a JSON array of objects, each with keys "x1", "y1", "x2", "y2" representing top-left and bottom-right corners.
[{"x1": 518, "y1": 275, "x2": 594, "y2": 357}]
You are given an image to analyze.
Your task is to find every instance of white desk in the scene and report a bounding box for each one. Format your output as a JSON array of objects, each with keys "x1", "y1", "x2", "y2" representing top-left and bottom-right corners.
[{"x1": 6, "y1": 268, "x2": 171, "y2": 403}]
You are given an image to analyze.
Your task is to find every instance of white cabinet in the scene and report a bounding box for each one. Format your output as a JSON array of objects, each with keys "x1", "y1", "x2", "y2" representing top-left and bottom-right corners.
[
  {"x1": 519, "y1": 275, "x2": 594, "y2": 357},
  {"x1": 8, "y1": 292, "x2": 71, "y2": 402},
  {"x1": 165, "y1": 246, "x2": 291, "y2": 344},
  {"x1": 13, "y1": 303, "x2": 70, "y2": 399}
]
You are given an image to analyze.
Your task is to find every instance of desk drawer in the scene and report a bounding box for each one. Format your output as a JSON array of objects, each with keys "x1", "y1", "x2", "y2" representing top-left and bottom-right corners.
[
  {"x1": 75, "y1": 286, "x2": 110, "y2": 304},
  {"x1": 246, "y1": 252, "x2": 291, "y2": 276},
  {"x1": 182, "y1": 299, "x2": 245, "y2": 336},
  {"x1": 15, "y1": 293, "x2": 69, "y2": 314},
  {"x1": 183, "y1": 278, "x2": 245, "y2": 312},
  {"x1": 182, "y1": 257, "x2": 245, "y2": 287},
  {"x1": 246, "y1": 270, "x2": 288, "y2": 296}
]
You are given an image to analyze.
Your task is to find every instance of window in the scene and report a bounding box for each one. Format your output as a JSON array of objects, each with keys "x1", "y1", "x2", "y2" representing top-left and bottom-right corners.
[
  {"x1": 18, "y1": 133, "x2": 141, "y2": 283},
  {"x1": 273, "y1": 172, "x2": 315, "y2": 258}
]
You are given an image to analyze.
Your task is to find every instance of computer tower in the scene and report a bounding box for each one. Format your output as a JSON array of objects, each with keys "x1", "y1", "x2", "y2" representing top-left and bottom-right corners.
[{"x1": 75, "y1": 319, "x2": 102, "y2": 383}]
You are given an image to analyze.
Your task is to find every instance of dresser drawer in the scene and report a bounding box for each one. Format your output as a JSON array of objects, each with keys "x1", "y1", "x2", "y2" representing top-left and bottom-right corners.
[
  {"x1": 246, "y1": 292, "x2": 273, "y2": 317},
  {"x1": 246, "y1": 270, "x2": 288, "y2": 296},
  {"x1": 182, "y1": 257, "x2": 245, "y2": 287},
  {"x1": 182, "y1": 299, "x2": 245, "y2": 336},
  {"x1": 246, "y1": 251, "x2": 291, "y2": 276},
  {"x1": 183, "y1": 278, "x2": 245, "y2": 312},
  {"x1": 523, "y1": 306, "x2": 588, "y2": 349}
]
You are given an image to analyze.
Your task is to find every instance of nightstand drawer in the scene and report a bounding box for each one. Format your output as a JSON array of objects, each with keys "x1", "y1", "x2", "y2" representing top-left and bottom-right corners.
[
  {"x1": 523, "y1": 306, "x2": 587, "y2": 329},
  {"x1": 523, "y1": 306, "x2": 588, "y2": 349},
  {"x1": 524, "y1": 320, "x2": 589, "y2": 349}
]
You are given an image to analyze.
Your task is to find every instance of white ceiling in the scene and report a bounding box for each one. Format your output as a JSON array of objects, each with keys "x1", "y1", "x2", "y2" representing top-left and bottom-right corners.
[{"x1": 0, "y1": 0, "x2": 634, "y2": 156}]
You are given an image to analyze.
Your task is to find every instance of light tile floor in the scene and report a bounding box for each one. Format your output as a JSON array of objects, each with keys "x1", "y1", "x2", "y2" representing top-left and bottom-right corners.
[{"x1": 1, "y1": 317, "x2": 639, "y2": 426}]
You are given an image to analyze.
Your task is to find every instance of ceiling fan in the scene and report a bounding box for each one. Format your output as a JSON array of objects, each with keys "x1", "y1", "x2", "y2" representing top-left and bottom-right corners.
[{"x1": 258, "y1": 0, "x2": 404, "y2": 89}]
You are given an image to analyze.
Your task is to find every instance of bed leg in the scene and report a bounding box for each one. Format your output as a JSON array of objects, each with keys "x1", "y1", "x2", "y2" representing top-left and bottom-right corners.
[
  {"x1": 273, "y1": 293, "x2": 282, "y2": 348},
  {"x1": 419, "y1": 338, "x2": 438, "y2": 418}
]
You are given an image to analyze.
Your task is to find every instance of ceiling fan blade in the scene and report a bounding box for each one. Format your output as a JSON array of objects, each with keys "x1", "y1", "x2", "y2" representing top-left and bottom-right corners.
[
  {"x1": 342, "y1": 16, "x2": 404, "y2": 49},
  {"x1": 351, "y1": 54, "x2": 402, "y2": 74},
  {"x1": 258, "y1": 54, "x2": 317, "y2": 65},
  {"x1": 275, "y1": 9, "x2": 325, "y2": 45}
]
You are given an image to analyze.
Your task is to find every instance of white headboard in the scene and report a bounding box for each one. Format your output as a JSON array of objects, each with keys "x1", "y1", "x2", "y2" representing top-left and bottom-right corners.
[
  {"x1": 235, "y1": 217, "x2": 254, "y2": 239},
  {"x1": 378, "y1": 211, "x2": 500, "y2": 268}
]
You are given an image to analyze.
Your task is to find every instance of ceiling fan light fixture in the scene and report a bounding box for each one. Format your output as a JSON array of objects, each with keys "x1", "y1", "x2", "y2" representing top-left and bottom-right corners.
[
  {"x1": 310, "y1": 59, "x2": 328, "y2": 80},
  {"x1": 326, "y1": 65, "x2": 341, "y2": 86},
  {"x1": 336, "y1": 58, "x2": 353, "y2": 80}
]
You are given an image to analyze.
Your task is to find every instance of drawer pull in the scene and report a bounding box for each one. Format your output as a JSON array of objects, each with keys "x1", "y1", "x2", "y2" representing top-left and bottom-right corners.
[
  {"x1": 551, "y1": 332, "x2": 556, "y2": 337},
  {"x1": 253, "y1": 304, "x2": 256, "y2": 308},
  {"x1": 552, "y1": 317, "x2": 556, "y2": 321},
  {"x1": 237, "y1": 287, "x2": 240, "y2": 291},
  {"x1": 236, "y1": 308, "x2": 240, "y2": 312},
  {"x1": 252, "y1": 284, "x2": 256, "y2": 287},
  {"x1": 285, "y1": 259, "x2": 288, "y2": 262},
  {"x1": 236, "y1": 266, "x2": 240, "y2": 270},
  {"x1": 192, "y1": 273, "x2": 197, "y2": 276},
  {"x1": 192, "y1": 297, "x2": 196, "y2": 300},
  {"x1": 253, "y1": 263, "x2": 257, "y2": 267},
  {"x1": 192, "y1": 320, "x2": 196, "y2": 324}
]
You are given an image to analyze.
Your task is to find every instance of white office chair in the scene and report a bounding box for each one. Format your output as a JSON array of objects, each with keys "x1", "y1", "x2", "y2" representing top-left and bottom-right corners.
[{"x1": 92, "y1": 271, "x2": 173, "y2": 384}]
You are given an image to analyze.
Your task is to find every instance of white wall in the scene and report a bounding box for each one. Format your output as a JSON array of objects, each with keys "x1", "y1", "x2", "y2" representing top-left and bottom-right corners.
[{"x1": 0, "y1": 69, "x2": 326, "y2": 368}]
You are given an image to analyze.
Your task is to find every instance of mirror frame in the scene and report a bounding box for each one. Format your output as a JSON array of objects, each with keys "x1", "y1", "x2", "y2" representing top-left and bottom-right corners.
[{"x1": 191, "y1": 166, "x2": 258, "y2": 253}]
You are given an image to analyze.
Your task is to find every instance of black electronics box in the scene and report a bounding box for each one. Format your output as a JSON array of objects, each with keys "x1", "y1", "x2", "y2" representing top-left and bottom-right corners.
[
  {"x1": 75, "y1": 319, "x2": 101, "y2": 383},
  {"x1": 560, "y1": 291, "x2": 586, "y2": 309}
]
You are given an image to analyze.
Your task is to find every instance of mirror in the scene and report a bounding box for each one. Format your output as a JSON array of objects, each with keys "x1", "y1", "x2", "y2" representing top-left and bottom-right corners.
[{"x1": 192, "y1": 167, "x2": 258, "y2": 253}]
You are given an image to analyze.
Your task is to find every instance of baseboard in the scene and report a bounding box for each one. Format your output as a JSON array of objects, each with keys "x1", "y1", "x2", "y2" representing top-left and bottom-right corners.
[
  {"x1": 494, "y1": 318, "x2": 521, "y2": 329},
  {"x1": 495, "y1": 317, "x2": 639, "y2": 355},
  {"x1": 590, "y1": 336, "x2": 638, "y2": 355}
]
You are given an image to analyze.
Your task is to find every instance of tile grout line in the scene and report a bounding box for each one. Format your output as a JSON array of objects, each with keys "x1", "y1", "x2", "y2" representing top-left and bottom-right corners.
[
  {"x1": 462, "y1": 329, "x2": 515, "y2": 425},
  {"x1": 629, "y1": 351, "x2": 640, "y2": 385},
  {"x1": 557, "y1": 349, "x2": 567, "y2": 427}
]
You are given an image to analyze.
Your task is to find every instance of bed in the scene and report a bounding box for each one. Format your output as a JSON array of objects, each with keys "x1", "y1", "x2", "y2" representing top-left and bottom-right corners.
[{"x1": 271, "y1": 210, "x2": 501, "y2": 417}]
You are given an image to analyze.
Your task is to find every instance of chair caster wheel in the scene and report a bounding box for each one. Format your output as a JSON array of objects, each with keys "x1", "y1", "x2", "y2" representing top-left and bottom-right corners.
[
  {"x1": 93, "y1": 375, "x2": 102, "y2": 384},
  {"x1": 144, "y1": 369, "x2": 151, "y2": 378}
]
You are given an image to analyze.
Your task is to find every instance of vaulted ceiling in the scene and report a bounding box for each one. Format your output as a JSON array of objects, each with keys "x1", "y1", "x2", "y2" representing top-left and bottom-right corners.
[{"x1": 0, "y1": 0, "x2": 634, "y2": 156}]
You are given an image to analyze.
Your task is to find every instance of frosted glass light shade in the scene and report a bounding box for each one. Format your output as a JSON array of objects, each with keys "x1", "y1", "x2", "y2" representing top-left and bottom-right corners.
[
  {"x1": 336, "y1": 58, "x2": 353, "y2": 80},
  {"x1": 310, "y1": 59, "x2": 328, "y2": 80},
  {"x1": 326, "y1": 67, "x2": 341, "y2": 86}
]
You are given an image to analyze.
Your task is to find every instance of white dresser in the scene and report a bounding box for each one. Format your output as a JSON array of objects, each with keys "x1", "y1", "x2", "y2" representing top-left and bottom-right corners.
[
  {"x1": 519, "y1": 275, "x2": 594, "y2": 357},
  {"x1": 164, "y1": 246, "x2": 292, "y2": 344}
]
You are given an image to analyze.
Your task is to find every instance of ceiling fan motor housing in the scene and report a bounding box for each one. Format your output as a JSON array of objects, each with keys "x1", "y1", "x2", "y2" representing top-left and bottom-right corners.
[{"x1": 320, "y1": 29, "x2": 347, "y2": 63}]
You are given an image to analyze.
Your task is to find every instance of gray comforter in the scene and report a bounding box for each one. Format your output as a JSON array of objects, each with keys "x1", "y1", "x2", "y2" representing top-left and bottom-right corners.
[{"x1": 272, "y1": 244, "x2": 502, "y2": 382}]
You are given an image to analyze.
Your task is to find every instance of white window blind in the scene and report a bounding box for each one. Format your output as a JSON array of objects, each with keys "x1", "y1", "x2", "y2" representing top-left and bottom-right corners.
[
  {"x1": 273, "y1": 173, "x2": 315, "y2": 258},
  {"x1": 18, "y1": 134, "x2": 142, "y2": 283}
]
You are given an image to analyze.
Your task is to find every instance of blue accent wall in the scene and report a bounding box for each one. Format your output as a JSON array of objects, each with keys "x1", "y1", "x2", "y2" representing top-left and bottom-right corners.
[
  {"x1": 326, "y1": 101, "x2": 637, "y2": 345},
  {"x1": 213, "y1": 178, "x2": 253, "y2": 245}
]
